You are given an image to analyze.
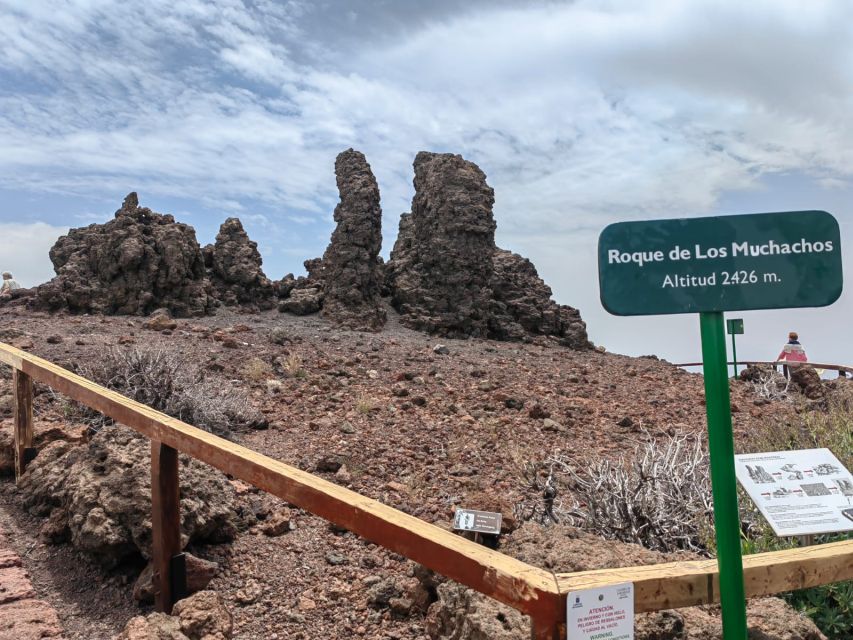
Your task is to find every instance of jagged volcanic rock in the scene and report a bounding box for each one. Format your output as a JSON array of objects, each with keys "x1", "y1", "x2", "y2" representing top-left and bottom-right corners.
[
  {"x1": 489, "y1": 249, "x2": 590, "y2": 348},
  {"x1": 320, "y1": 149, "x2": 386, "y2": 331},
  {"x1": 385, "y1": 212, "x2": 413, "y2": 295},
  {"x1": 278, "y1": 259, "x2": 324, "y2": 316},
  {"x1": 390, "y1": 152, "x2": 497, "y2": 338},
  {"x1": 34, "y1": 193, "x2": 214, "y2": 317},
  {"x1": 387, "y1": 153, "x2": 589, "y2": 347},
  {"x1": 203, "y1": 218, "x2": 275, "y2": 310},
  {"x1": 17, "y1": 425, "x2": 238, "y2": 567}
]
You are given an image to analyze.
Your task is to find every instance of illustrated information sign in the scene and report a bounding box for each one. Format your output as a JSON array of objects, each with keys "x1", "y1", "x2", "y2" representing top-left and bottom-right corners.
[
  {"x1": 453, "y1": 509, "x2": 502, "y2": 535},
  {"x1": 567, "y1": 582, "x2": 634, "y2": 640},
  {"x1": 735, "y1": 448, "x2": 853, "y2": 537},
  {"x1": 598, "y1": 210, "x2": 842, "y2": 316}
]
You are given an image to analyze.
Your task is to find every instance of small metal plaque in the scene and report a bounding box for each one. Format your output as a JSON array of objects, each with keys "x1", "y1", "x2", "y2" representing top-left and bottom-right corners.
[{"x1": 453, "y1": 509, "x2": 502, "y2": 535}]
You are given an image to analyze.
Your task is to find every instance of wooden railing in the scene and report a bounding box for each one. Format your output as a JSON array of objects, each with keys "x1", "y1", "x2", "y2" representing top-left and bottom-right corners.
[
  {"x1": 675, "y1": 360, "x2": 853, "y2": 375},
  {"x1": 3, "y1": 342, "x2": 852, "y2": 639}
]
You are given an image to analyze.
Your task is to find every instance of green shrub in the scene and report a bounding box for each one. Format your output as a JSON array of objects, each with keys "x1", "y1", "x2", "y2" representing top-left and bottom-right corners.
[{"x1": 785, "y1": 572, "x2": 853, "y2": 639}]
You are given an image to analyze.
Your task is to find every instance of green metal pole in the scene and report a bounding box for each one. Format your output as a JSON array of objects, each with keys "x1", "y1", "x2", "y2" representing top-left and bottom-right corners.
[
  {"x1": 700, "y1": 312, "x2": 747, "y2": 640},
  {"x1": 731, "y1": 332, "x2": 738, "y2": 379}
]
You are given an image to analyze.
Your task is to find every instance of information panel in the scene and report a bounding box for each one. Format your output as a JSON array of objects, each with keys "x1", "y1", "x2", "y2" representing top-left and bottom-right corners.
[
  {"x1": 598, "y1": 210, "x2": 842, "y2": 316},
  {"x1": 567, "y1": 582, "x2": 634, "y2": 640},
  {"x1": 453, "y1": 509, "x2": 502, "y2": 535},
  {"x1": 734, "y1": 448, "x2": 853, "y2": 537}
]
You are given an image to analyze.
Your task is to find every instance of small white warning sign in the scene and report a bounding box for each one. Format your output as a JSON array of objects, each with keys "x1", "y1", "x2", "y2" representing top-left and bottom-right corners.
[{"x1": 567, "y1": 582, "x2": 634, "y2": 640}]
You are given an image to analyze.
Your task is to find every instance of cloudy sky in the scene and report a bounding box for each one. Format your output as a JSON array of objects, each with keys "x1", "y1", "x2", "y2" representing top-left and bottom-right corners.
[{"x1": 2, "y1": 0, "x2": 852, "y2": 366}]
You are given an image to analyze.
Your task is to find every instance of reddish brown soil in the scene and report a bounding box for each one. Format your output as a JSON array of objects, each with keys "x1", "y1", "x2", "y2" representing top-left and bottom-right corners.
[{"x1": 0, "y1": 305, "x2": 795, "y2": 639}]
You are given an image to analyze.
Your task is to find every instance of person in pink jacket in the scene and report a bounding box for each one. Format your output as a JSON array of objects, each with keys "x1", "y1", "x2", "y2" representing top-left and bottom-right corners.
[{"x1": 777, "y1": 331, "x2": 807, "y2": 378}]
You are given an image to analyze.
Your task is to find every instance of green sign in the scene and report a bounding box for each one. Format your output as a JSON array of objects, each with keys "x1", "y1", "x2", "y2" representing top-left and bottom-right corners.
[
  {"x1": 598, "y1": 209, "x2": 843, "y2": 640},
  {"x1": 599, "y1": 210, "x2": 842, "y2": 316},
  {"x1": 726, "y1": 319, "x2": 744, "y2": 335}
]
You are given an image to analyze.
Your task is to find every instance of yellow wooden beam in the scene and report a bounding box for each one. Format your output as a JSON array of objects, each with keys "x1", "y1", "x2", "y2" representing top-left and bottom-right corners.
[{"x1": 556, "y1": 539, "x2": 853, "y2": 612}]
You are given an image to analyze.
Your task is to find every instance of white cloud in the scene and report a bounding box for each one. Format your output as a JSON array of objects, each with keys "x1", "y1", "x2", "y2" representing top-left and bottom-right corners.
[
  {"x1": 3, "y1": 0, "x2": 853, "y2": 234},
  {"x1": 1, "y1": 0, "x2": 853, "y2": 362},
  {"x1": 0, "y1": 222, "x2": 67, "y2": 287}
]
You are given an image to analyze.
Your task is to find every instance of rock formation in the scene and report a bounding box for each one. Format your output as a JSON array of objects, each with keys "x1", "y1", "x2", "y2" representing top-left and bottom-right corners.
[
  {"x1": 30, "y1": 153, "x2": 591, "y2": 348},
  {"x1": 390, "y1": 152, "x2": 497, "y2": 337},
  {"x1": 35, "y1": 193, "x2": 215, "y2": 317},
  {"x1": 489, "y1": 249, "x2": 589, "y2": 348},
  {"x1": 387, "y1": 152, "x2": 590, "y2": 347},
  {"x1": 319, "y1": 149, "x2": 386, "y2": 331},
  {"x1": 789, "y1": 364, "x2": 825, "y2": 400},
  {"x1": 425, "y1": 524, "x2": 823, "y2": 640},
  {"x1": 18, "y1": 426, "x2": 237, "y2": 566},
  {"x1": 277, "y1": 258, "x2": 324, "y2": 315},
  {"x1": 203, "y1": 218, "x2": 275, "y2": 310},
  {"x1": 384, "y1": 212, "x2": 413, "y2": 294}
]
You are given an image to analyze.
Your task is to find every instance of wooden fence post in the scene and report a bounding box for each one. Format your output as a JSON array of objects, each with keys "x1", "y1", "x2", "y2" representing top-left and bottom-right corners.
[
  {"x1": 151, "y1": 440, "x2": 185, "y2": 613},
  {"x1": 13, "y1": 369, "x2": 33, "y2": 481},
  {"x1": 531, "y1": 616, "x2": 561, "y2": 639}
]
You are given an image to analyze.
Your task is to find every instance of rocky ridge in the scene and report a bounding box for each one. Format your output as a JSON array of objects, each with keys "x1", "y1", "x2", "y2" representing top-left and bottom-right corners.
[{"x1": 28, "y1": 149, "x2": 589, "y2": 347}]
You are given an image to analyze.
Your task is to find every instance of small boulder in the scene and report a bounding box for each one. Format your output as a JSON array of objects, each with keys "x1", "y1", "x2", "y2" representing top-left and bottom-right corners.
[
  {"x1": 116, "y1": 591, "x2": 233, "y2": 640},
  {"x1": 133, "y1": 553, "x2": 219, "y2": 604},
  {"x1": 114, "y1": 612, "x2": 187, "y2": 640},
  {"x1": 260, "y1": 509, "x2": 294, "y2": 537},
  {"x1": 172, "y1": 590, "x2": 234, "y2": 640},
  {"x1": 278, "y1": 288, "x2": 322, "y2": 315},
  {"x1": 18, "y1": 427, "x2": 237, "y2": 567},
  {"x1": 143, "y1": 313, "x2": 178, "y2": 332}
]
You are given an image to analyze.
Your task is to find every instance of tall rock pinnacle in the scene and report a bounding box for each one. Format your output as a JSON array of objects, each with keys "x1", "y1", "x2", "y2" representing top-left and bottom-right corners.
[{"x1": 320, "y1": 148, "x2": 386, "y2": 331}]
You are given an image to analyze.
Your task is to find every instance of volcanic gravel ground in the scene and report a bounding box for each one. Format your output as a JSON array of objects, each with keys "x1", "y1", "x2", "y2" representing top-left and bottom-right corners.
[{"x1": 0, "y1": 304, "x2": 796, "y2": 639}]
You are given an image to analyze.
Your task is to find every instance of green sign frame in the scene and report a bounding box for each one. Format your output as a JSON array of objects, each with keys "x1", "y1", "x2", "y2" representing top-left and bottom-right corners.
[
  {"x1": 726, "y1": 319, "x2": 744, "y2": 335},
  {"x1": 598, "y1": 210, "x2": 843, "y2": 640},
  {"x1": 598, "y1": 210, "x2": 842, "y2": 316}
]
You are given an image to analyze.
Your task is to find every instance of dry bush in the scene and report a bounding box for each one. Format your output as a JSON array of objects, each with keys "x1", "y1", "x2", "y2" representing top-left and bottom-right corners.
[
  {"x1": 355, "y1": 393, "x2": 379, "y2": 415},
  {"x1": 283, "y1": 353, "x2": 305, "y2": 378},
  {"x1": 241, "y1": 357, "x2": 274, "y2": 383},
  {"x1": 76, "y1": 347, "x2": 262, "y2": 436},
  {"x1": 750, "y1": 369, "x2": 792, "y2": 402},
  {"x1": 517, "y1": 432, "x2": 714, "y2": 554}
]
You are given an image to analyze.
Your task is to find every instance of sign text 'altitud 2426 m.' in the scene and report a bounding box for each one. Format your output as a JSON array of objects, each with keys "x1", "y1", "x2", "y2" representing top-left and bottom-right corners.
[{"x1": 598, "y1": 210, "x2": 842, "y2": 316}]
